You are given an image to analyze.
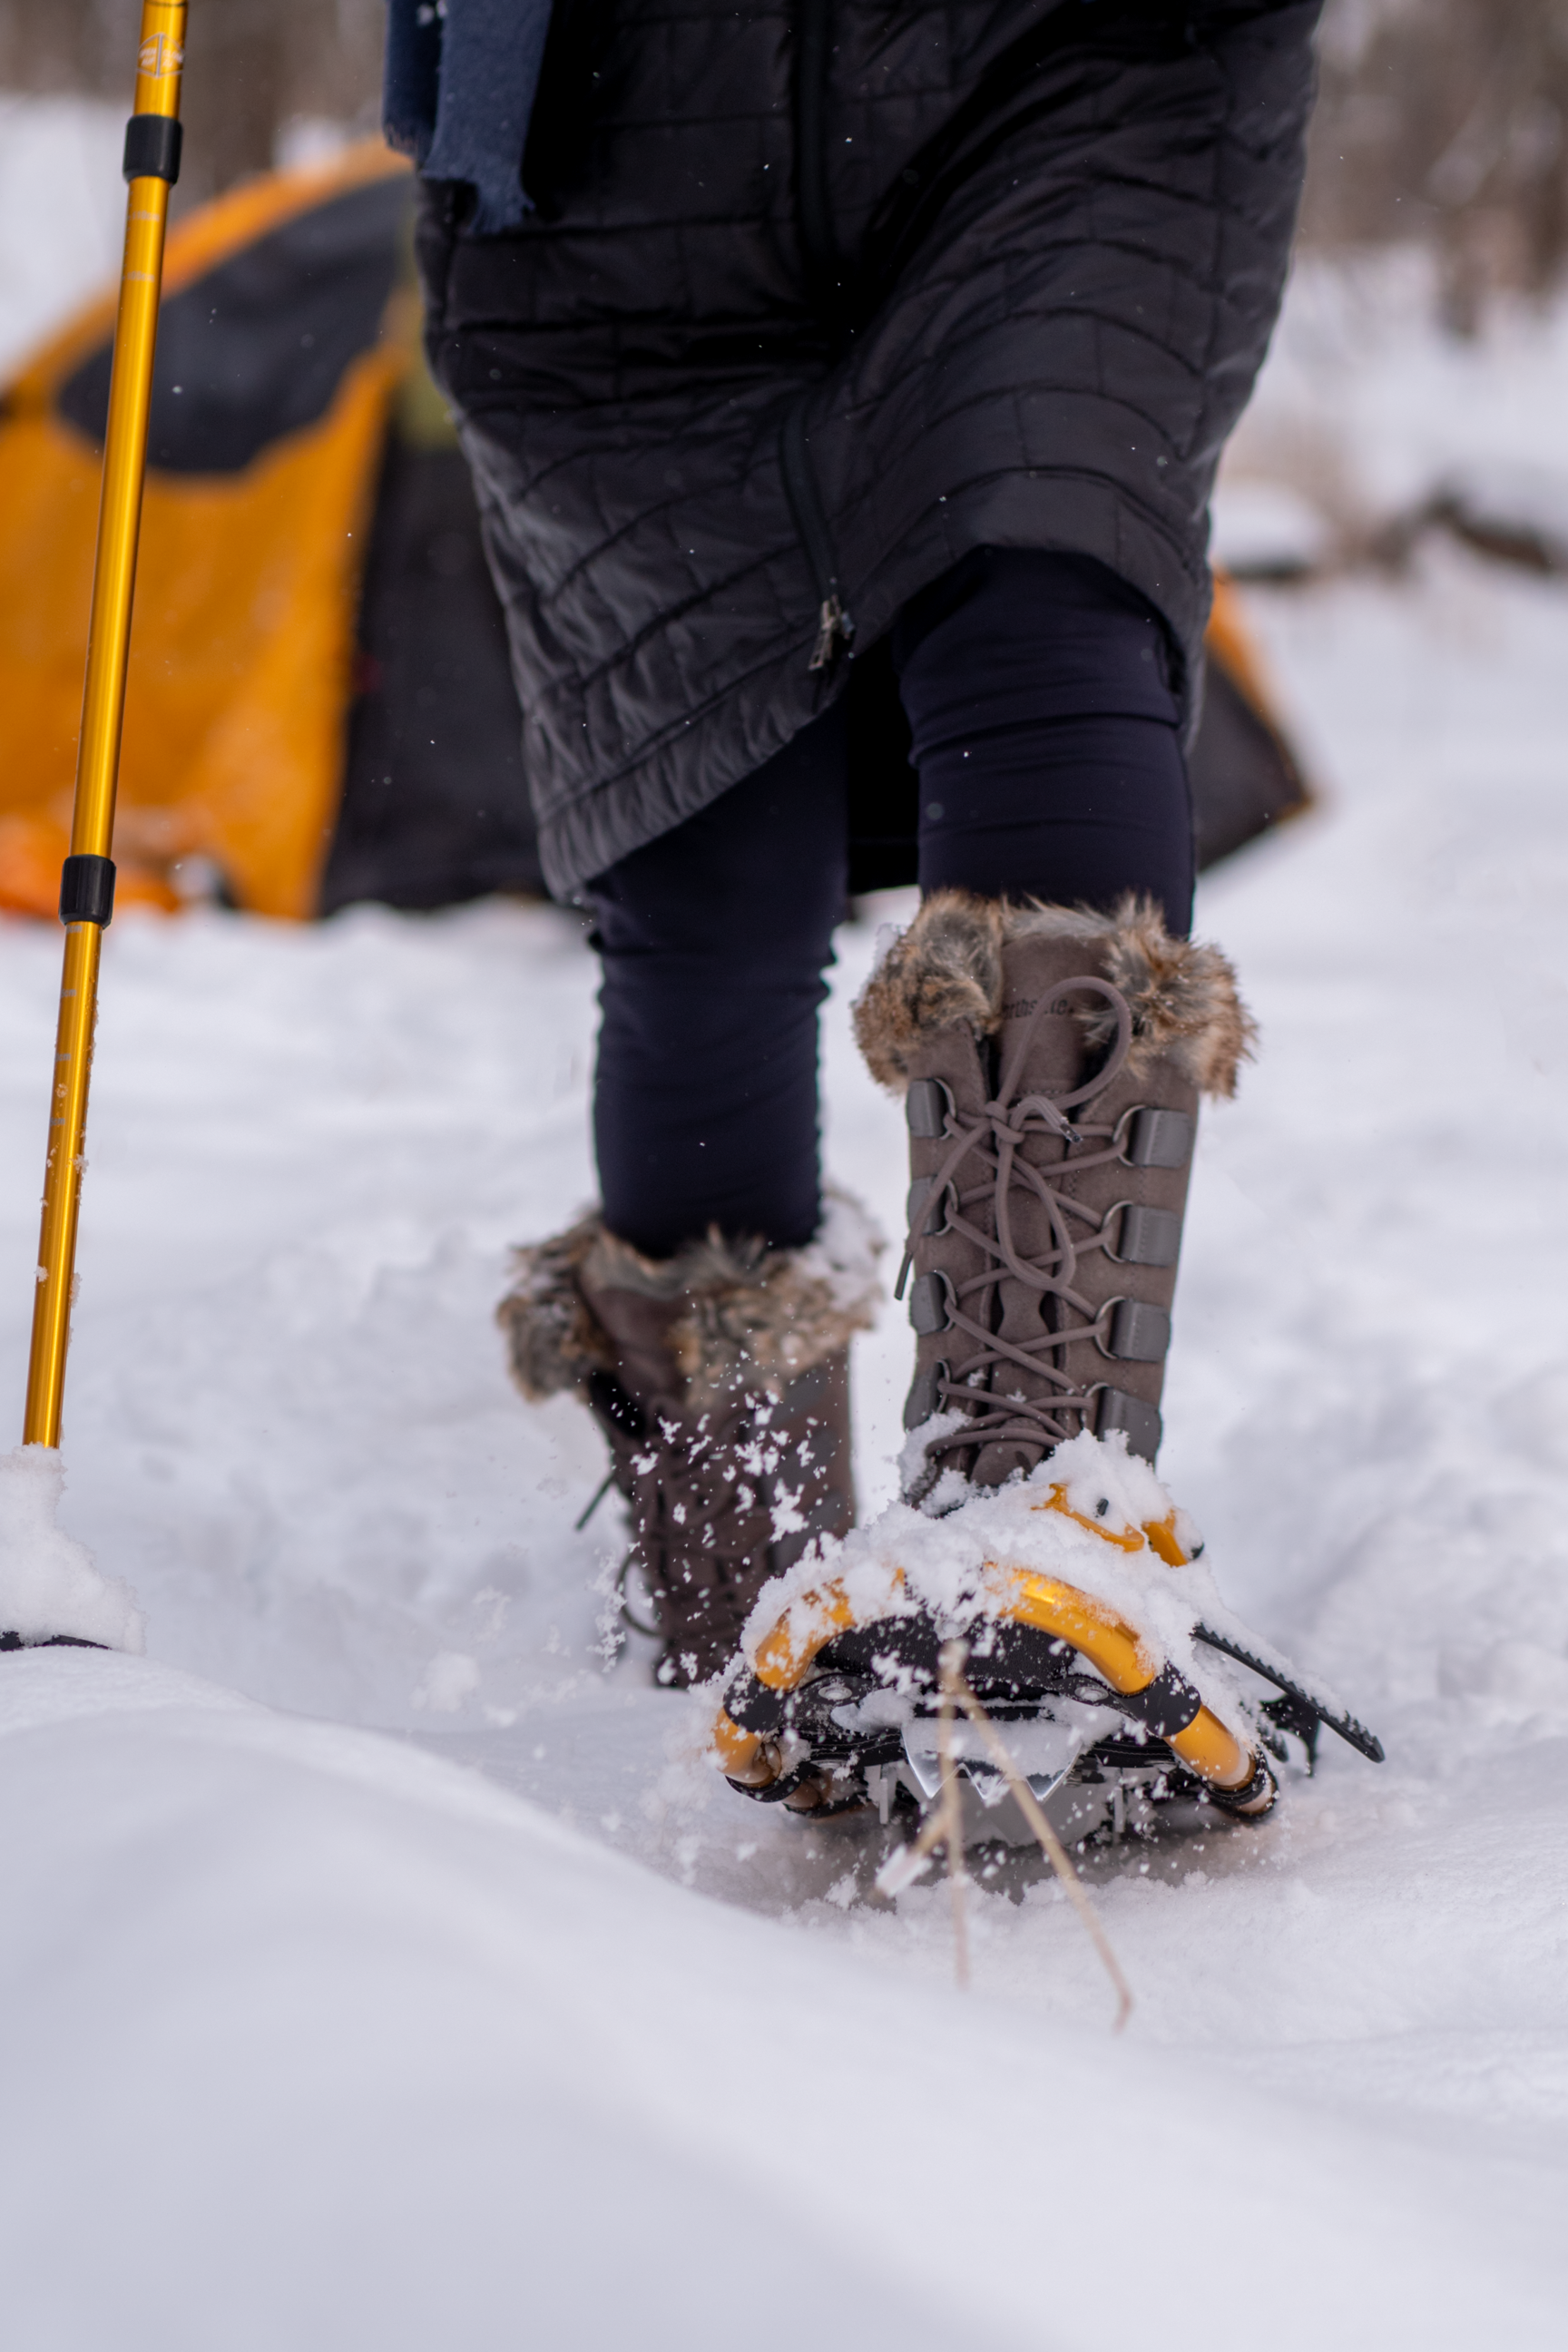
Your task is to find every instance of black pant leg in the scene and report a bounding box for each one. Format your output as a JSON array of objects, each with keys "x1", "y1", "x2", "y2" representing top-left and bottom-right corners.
[
  {"x1": 587, "y1": 546, "x2": 1193, "y2": 1257},
  {"x1": 586, "y1": 704, "x2": 849, "y2": 1258},
  {"x1": 893, "y1": 549, "x2": 1197, "y2": 936}
]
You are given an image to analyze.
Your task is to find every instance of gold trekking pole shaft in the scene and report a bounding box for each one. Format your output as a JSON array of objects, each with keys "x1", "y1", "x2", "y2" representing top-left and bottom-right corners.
[{"x1": 22, "y1": 2, "x2": 186, "y2": 1448}]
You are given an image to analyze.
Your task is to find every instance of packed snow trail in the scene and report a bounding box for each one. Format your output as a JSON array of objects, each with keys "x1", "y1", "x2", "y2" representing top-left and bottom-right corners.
[
  {"x1": 5, "y1": 544, "x2": 1568, "y2": 2335},
  {"x1": 1, "y1": 1647, "x2": 1563, "y2": 2352}
]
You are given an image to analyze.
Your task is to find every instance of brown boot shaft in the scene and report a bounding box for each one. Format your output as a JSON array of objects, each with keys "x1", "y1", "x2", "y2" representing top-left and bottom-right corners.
[
  {"x1": 496, "y1": 1198, "x2": 880, "y2": 1683},
  {"x1": 858, "y1": 893, "x2": 1251, "y2": 1500}
]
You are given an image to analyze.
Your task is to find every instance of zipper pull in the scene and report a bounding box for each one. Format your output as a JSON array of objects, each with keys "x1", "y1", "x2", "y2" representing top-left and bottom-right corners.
[{"x1": 808, "y1": 593, "x2": 855, "y2": 673}]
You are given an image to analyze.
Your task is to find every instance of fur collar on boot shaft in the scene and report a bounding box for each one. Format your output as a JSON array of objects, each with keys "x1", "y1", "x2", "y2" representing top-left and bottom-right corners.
[
  {"x1": 496, "y1": 1187, "x2": 884, "y2": 1409},
  {"x1": 853, "y1": 891, "x2": 1255, "y2": 1099}
]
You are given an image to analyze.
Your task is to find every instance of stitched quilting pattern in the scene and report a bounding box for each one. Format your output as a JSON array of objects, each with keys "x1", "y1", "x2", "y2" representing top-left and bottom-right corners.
[{"x1": 417, "y1": 0, "x2": 1320, "y2": 896}]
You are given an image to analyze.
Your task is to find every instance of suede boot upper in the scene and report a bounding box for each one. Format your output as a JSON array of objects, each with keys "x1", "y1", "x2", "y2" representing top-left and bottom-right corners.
[{"x1": 854, "y1": 892, "x2": 1252, "y2": 1500}]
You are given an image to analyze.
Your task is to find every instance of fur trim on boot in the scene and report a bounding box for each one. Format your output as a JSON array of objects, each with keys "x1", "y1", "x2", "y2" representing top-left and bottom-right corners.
[
  {"x1": 853, "y1": 891, "x2": 1255, "y2": 1099},
  {"x1": 496, "y1": 1186, "x2": 884, "y2": 1409},
  {"x1": 493, "y1": 1213, "x2": 608, "y2": 1402}
]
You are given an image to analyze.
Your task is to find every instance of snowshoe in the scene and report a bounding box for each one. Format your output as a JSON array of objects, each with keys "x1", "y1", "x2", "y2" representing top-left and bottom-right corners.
[{"x1": 711, "y1": 1431, "x2": 1383, "y2": 1847}]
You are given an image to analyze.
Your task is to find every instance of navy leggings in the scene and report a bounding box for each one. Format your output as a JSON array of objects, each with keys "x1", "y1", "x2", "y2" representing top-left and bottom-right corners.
[{"x1": 588, "y1": 550, "x2": 1194, "y2": 1258}]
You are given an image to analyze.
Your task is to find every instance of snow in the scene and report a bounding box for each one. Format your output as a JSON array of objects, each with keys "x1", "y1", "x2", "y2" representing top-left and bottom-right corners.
[
  {"x1": 1210, "y1": 475, "x2": 1333, "y2": 576},
  {"x1": 5, "y1": 125, "x2": 1568, "y2": 2344},
  {"x1": 1220, "y1": 247, "x2": 1568, "y2": 563},
  {"x1": 410, "y1": 1644, "x2": 481, "y2": 1711},
  {"x1": 0, "y1": 1444, "x2": 143, "y2": 1648},
  {"x1": 0, "y1": 94, "x2": 123, "y2": 380},
  {"x1": 9, "y1": 1650, "x2": 1561, "y2": 2352},
  {"x1": 1427, "y1": 455, "x2": 1568, "y2": 571}
]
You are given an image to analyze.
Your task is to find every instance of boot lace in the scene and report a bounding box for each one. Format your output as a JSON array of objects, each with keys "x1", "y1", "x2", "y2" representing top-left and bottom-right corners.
[{"x1": 898, "y1": 974, "x2": 1139, "y2": 1476}]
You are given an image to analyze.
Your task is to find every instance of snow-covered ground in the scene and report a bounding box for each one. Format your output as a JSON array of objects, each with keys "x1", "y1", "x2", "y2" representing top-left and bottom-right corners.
[
  {"x1": 1214, "y1": 248, "x2": 1568, "y2": 571},
  {"x1": 0, "y1": 94, "x2": 123, "y2": 379},
  {"x1": 5, "y1": 113, "x2": 1568, "y2": 2350},
  {"x1": 5, "y1": 549, "x2": 1567, "y2": 2351}
]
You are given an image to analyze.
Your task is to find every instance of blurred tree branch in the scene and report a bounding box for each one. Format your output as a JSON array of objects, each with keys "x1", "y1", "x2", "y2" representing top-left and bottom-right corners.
[{"x1": 1304, "y1": 0, "x2": 1568, "y2": 324}]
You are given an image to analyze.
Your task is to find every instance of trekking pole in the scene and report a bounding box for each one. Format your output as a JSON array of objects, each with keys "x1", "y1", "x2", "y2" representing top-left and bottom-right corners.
[{"x1": 22, "y1": 2, "x2": 185, "y2": 1448}]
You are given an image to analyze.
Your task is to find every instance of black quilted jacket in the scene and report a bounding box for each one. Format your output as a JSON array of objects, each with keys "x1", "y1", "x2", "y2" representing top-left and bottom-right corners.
[{"x1": 416, "y1": 0, "x2": 1321, "y2": 897}]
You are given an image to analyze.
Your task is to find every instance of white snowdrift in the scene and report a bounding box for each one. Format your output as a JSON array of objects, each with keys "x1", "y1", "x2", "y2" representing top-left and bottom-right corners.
[
  {"x1": 0, "y1": 1445, "x2": 143, "y2": 1649},
  {"x1": 0, "y1": 1645, "x2": 1561, "y2": 2352}
]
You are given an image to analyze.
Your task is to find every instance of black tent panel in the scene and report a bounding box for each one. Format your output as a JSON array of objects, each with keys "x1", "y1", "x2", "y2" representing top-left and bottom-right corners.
[
  {"x1": 322, "y1": 436, "x2": 544, "y2": 912},
  {"x1": 57, "y1": 176, "x2": 411, "y2": 475},
  {"x1": 1188, "y1": 662, "x2": 1310, "y2": 869}
]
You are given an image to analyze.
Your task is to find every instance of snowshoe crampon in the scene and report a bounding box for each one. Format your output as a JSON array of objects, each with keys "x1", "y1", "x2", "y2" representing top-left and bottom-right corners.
[{"x1": 710, "y1": 1433, "x2": 1383, "y2": 1847}]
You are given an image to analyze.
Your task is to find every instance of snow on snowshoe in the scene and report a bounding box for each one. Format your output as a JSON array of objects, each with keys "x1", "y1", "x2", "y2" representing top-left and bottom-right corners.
[{"x1": 711, "y1": 1429, "x2": 1383, "y2": 1841}]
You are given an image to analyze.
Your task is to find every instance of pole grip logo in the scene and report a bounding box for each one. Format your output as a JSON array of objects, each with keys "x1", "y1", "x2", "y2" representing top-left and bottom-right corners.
[{"x1": 137, "y1": 32, "x2": 185, "y2": 78}]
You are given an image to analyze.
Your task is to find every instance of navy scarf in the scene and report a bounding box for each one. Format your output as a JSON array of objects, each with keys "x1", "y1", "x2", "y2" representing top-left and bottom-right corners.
[{"x1": 383, "y1": 0, "x2": 554, "y2": 233}]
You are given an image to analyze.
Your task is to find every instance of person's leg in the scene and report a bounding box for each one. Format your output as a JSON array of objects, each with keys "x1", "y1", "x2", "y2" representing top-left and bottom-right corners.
[
  {"x1": 893, "y1": 548, "x2": 1196, "y2": 935},
  {"x1": 498, "y1": 708, "x2": 876, "y2": 1685},
  {"x1": 586, "y1": 701, "x2": 849, "y2": 1258},
  {"x1": 867, "y1": 547, "x2": 1240, "y2": 1494}
]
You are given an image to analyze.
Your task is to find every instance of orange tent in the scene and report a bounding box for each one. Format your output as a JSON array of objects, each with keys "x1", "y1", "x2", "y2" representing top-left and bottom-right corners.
[{"x1": 0, "y1": 143, "x2": 413, "y2": 918}]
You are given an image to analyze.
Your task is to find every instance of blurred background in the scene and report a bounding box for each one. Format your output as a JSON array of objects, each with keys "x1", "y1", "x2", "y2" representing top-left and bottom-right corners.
[
  {"x1": 5, "y1": 0, "x2": 1565, "y2": 303},
  {"x1": 1306, "y1": 0, "x2": 1568, "y2": 324},
  {"x1": 2, "y1": 0, "x2": 1567, "y2": 918},
  {"x1": 0, "y1": 0, "x2": 387, "y2": 207}
]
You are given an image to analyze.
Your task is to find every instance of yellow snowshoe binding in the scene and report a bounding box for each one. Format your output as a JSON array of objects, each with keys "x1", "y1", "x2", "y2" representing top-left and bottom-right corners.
[{"x1": 713, "y1": 1429, "x2": 1383, "y2": 1834}]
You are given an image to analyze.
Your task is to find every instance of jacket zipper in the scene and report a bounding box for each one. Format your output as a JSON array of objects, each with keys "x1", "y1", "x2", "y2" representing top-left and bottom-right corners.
[
  {"x1": 780, "y1": 395, "x2": 856, "y2": 671},
  {"x1": 784, "y1": 0, "x2": 856, "y2": 672}
]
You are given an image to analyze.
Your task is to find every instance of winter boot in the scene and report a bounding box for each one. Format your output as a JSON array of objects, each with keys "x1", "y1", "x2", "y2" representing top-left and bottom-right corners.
[
  {"x1": 854, "y1": 894, "x2": 1251, "y2": 1503},
  {"x1": 496, "y1": 1193, "x2": 882, "y2": 1685}
]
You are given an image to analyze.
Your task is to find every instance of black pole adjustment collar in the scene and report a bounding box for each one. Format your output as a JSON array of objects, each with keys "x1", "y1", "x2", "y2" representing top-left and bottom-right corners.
[
  {"x1": 122, "y1": 113, "x2": 182, "y2": 184},
  {"x1": 59, "y1": 854, "x2": 116, "y2": 928}
]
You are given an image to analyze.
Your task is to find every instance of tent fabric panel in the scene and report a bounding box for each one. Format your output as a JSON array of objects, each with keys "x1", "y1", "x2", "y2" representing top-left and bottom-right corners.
[
  {"x1": 56, "y1": 177, "x2": 412, "y2": 477},
  {"x1": 0, "y1": 146, "x2": 411, "y2": 416},
  {"x1": 1190, "y1": 662, "x2": 1312, "y2": 869},
  {"x1": 323, "y1": 437, "x2": 544, "y2": 913},
  {"x1": 115, "y1": 346, "x2": 406, "y2": 917},
  {"x1": 0, "y1": 348, "x2": 403, "y2": 920},
  {"x1": 1191, "y1": 571, "x2": 1312, "y2": 863},
  {"x1": 0, "y1": 414, "x2": 121, "y2": 914}
]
